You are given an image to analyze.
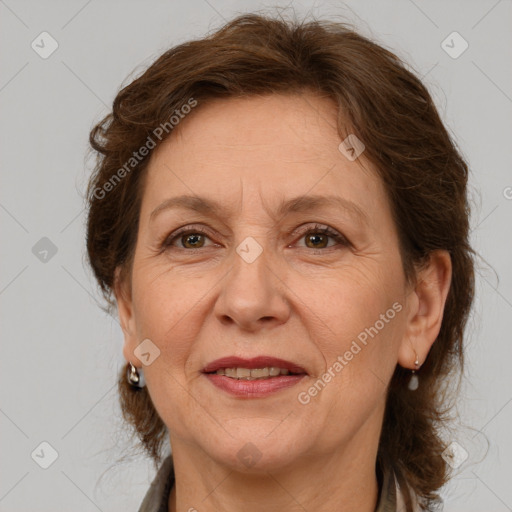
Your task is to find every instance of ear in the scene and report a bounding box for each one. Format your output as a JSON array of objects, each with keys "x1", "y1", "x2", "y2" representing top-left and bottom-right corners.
[
  {"x1": 397, "y1": 250, "x2": 452, "y2": 369},
  {"x1": 113, "y1": 266, "x2": 139, "y2": 366}
]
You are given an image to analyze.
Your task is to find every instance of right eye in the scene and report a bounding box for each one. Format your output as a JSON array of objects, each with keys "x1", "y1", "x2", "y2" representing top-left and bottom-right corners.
[{"x1": 161, "y1": 226, "x2": 217, "y2": 250}]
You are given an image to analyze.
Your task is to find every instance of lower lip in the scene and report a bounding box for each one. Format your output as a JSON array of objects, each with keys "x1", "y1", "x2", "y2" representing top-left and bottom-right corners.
[{"x1": 204, "y1": 373, "x2": 306, "y2": 398}]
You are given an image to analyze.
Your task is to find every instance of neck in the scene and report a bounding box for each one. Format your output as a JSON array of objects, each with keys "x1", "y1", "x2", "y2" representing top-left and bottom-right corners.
[{"x1": 168, "y1": 436, "x2": 380, "y2": 512}]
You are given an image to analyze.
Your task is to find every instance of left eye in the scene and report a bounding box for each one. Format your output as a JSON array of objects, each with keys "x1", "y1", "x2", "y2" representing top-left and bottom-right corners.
[{"x1": 294, "y1": 224, "x2": 348, "y2": 249}]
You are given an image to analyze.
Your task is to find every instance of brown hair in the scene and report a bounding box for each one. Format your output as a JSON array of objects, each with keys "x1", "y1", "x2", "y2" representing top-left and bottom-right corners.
[{"x1": 86, "y1": 12, "x2": 475, "y2": 510}]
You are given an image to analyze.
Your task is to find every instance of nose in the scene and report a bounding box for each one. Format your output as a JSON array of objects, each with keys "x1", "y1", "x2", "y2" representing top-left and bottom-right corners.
[{"x1": 213, "y1": 242, "x2": 291, "y2": 332}]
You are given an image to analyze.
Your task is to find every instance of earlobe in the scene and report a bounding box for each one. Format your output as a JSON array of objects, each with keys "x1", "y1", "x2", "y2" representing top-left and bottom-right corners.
[{"x1": 397, "y1": 250, "x2": 452, "y2": 369}]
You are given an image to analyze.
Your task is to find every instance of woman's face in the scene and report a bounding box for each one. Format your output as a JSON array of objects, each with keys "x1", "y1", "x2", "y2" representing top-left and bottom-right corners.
[{"x1": 118, "y1": 92, "x2": 416, "y2": 471}]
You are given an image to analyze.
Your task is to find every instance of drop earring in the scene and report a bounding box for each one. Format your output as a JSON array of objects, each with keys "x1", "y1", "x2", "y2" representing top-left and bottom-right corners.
[
  {"x1": 127, "y1": 362, "x2": 145, "y2": 388},
  {"x1": 408, "y1": 353, "x2": 420, "y2": 391}
]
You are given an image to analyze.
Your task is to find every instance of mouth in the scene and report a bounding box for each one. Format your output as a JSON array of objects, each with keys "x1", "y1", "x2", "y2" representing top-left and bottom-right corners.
[
  {"x1": 202, "y1": 356, "x2": 307, "y2": 397},
  {"x1": 202, "y1": 355, "x2": 308, "y2": 379},
  {"x1": 209, "y1": 367, "x2": 298, "y2": 380}
]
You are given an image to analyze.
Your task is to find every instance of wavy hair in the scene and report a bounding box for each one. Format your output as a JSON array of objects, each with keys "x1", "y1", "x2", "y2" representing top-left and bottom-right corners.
[{"x1": 86, "y1": 12, "x2": 475, "y2": 511}]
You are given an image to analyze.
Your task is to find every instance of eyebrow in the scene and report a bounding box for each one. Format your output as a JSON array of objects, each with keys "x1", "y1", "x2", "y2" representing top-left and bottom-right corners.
[{"x1": 149, "y1": 194, "x2": 369, "y2": 226}]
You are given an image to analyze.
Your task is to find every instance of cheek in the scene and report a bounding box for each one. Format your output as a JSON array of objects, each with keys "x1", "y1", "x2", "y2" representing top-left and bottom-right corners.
[
  {"x1": 295, "y1": 263, "x2": 402, "y2": 339},
  {"x1": 303, "y1": 275, "x2": 404, "y2": 433},
  {"x1": 129, "y1": 269, "x2": 208, "y2": 436},
  {"x1": 293, "y1": 262, "x2": 405, "y2": 396},
  {"x1": 130, "y1": 266, "x2": 204, "y2": 365}
]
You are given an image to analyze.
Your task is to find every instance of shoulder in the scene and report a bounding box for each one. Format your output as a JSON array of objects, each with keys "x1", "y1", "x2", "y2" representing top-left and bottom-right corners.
[
  {"x1": 378, "y1": 462, "x2": 422, "y2": 512},
  {"x1": 395, "y1": 475, "x2": 422, "y2": 512},
  {"x1": 138, "y1": 455, "x2": 175, "y2": 512}
]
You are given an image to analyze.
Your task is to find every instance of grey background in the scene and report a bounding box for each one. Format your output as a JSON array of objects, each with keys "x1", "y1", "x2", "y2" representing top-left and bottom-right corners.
[{"x1": 1, "y1": 0, "x2": 511, "y2": 510}]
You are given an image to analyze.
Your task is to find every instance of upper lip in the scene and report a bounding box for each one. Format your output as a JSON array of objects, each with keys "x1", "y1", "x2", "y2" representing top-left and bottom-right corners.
[{"x1": 202, "y1": 356, "x2": 307, "y2": 375}]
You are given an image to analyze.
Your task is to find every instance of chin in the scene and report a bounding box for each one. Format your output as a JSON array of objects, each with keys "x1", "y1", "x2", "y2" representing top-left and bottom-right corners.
[{"x1": 200, "y1": 424, "x2": 308, "y2": 474}]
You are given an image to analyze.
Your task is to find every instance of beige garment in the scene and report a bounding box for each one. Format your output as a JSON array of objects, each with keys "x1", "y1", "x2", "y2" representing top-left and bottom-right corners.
[{"x1": 138, "y1": 454, "x2": 421, "y2": 512}]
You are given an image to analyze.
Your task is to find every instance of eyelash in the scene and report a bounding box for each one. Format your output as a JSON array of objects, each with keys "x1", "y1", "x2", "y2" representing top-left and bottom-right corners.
[{"x1": 160, "y1": 223, "x2": 349, "y2": 252}]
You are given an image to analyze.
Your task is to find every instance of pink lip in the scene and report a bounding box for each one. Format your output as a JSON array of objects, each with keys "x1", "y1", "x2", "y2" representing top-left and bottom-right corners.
[
  {"x1": 202, "y1": 356, "x2": 308, "y2": 399},
  {"x1": 204, "y1": 373, "x2": 306, "y2": 398},
  {"x1": 202, "y1": 356, "x2": 307, "y2": 374}
]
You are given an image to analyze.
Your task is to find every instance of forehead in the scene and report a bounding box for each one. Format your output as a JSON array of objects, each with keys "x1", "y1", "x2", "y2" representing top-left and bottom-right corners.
[
  {"x1": 141, "y1": 93, "x2": 390, "y2": 228},
  {"x1": 158, "y1": 93, "x2": 360, "y2": 165}
]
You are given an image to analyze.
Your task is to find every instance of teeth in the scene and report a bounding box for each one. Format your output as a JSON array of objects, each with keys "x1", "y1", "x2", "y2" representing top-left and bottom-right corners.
[
  {"x1": 250, "y1": 368, "x2": 269, "y2": 378},
  {"x1": 214, "y1": 367, "x2": 294, "y2": 379},
  {"x1": 236, "y1": 368, "x2": 251, "y2": 378}
]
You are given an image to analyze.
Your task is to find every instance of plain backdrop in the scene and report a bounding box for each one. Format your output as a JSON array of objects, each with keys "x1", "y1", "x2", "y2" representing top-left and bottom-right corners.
[{"x1": 1, "y1": 0, "x2": 511, "y2": 510}]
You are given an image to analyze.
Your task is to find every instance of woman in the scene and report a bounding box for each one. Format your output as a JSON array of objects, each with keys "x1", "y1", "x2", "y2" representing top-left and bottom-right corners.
[{"x1": 86, "y1": 13, "x2": 475, "y2": 512}]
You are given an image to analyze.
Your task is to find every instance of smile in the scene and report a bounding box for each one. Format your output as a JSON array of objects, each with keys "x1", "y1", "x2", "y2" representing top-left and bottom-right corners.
[{"x1": 213, "y1": 367, "x2": 296, "y2": 380}]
